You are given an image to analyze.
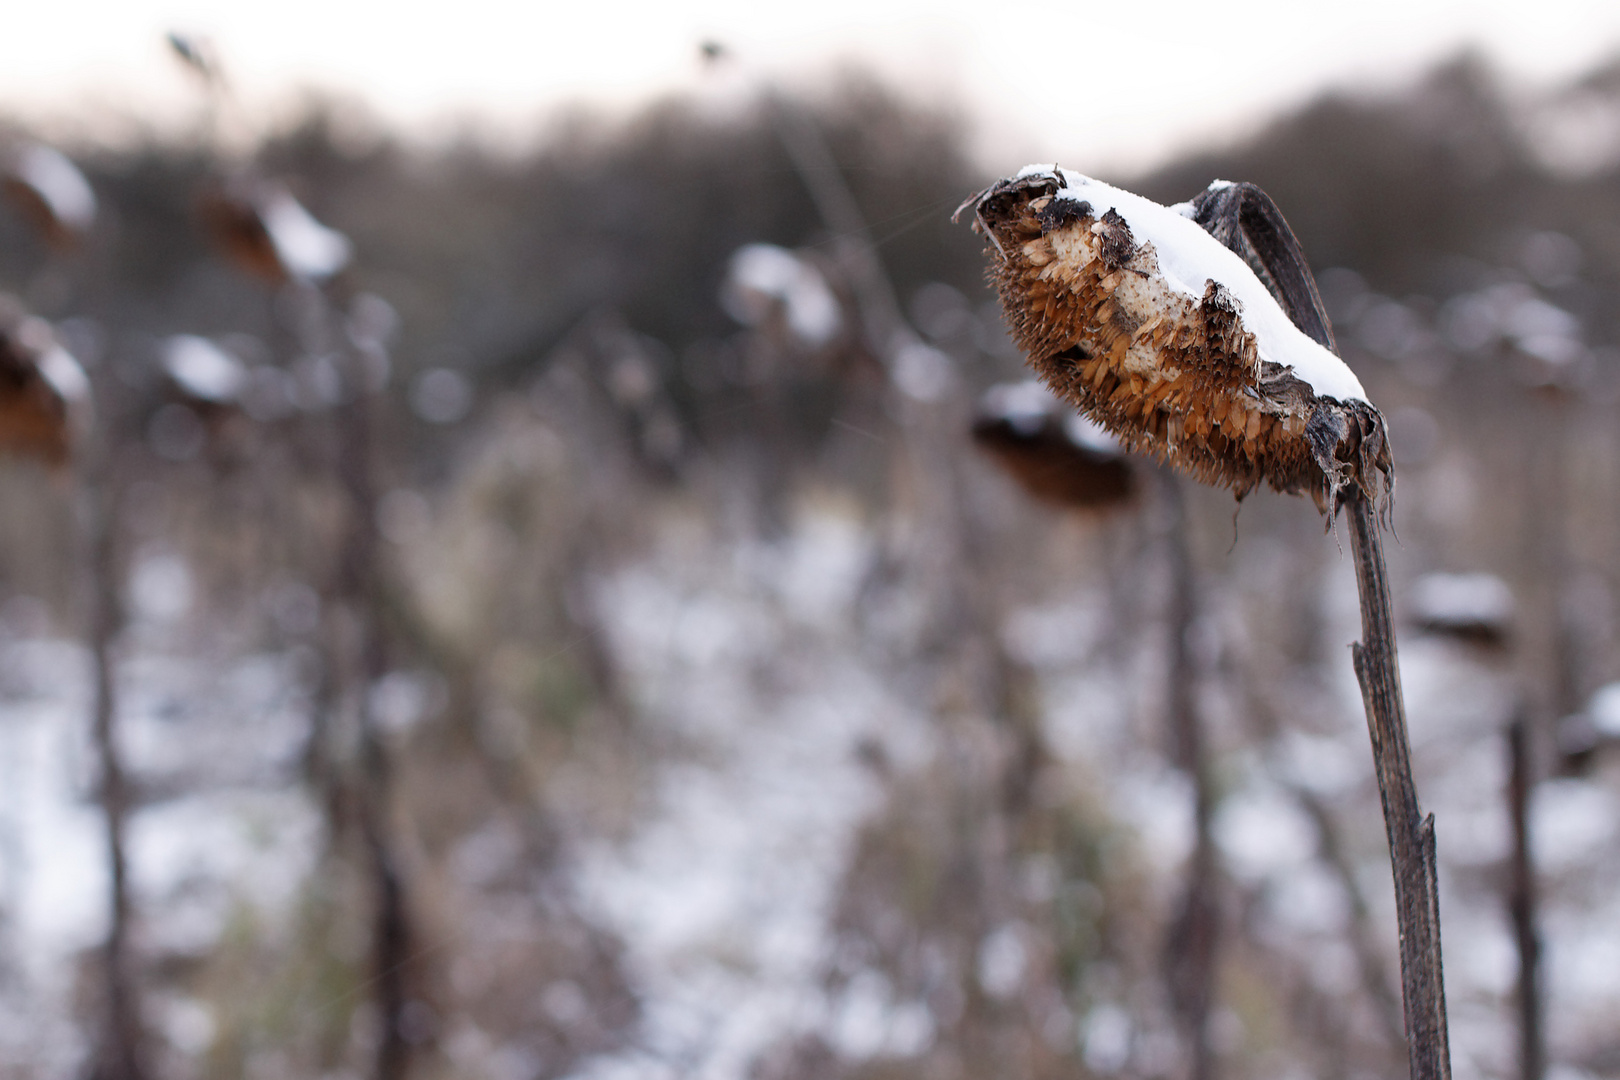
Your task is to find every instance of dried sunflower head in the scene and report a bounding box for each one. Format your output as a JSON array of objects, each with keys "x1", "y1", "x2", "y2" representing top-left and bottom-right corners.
[
  {"x1": 958, "y1": 166, "x2": 1391, "y2": 517},
  {"x1": 0, "y1": 296, "x2": 89, "y2": 465}
]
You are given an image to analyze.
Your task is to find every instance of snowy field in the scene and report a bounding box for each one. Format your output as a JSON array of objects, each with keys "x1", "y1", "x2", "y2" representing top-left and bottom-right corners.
[{"x1": 2, "y1": 514, "x2": 1619, "y2": 1078}]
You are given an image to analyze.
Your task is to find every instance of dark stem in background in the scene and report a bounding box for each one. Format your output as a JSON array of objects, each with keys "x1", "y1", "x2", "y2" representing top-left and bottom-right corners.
[
  {"x1": 1529, "y1": 388, "x2": 1578, "y2": 726},
  {"x1": 1345, "y1": 490, "x2": 1451, "y2": 1080},
  {"x1": 774, "y1": 83, "x2": 1069, "y2": 1072},
  {"x1": 83, "y1": 438, "x2": 150, "y2": 1080},
  {"x1": 1158, "y1": 474, "x2": 1220, "y2": 1080},
  {"x1": 328, "y1": 296, "x2": 416, "y2": 1080},
  {"x1": 1506, "y1": 718, "x2": 1543, "y2": 1080},
  {"x1": 288, "y1": 279, "x2": 416, "y2": 1080},
  {"x1": 1242, "y1": 670, "x2": 1406, "y2": 1056},
  {"x1": 1289, "y1": 783, "x2": 1407, "y2": 1053},
  {"x1": 767, "y1": 94, "x2": 908, "y2": 355}
]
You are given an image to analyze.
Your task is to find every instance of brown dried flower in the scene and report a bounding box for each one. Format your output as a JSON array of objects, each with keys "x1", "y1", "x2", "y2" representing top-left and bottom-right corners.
[{"x1": 958, "y1": 167, "x2": 1391, "y2": 516}]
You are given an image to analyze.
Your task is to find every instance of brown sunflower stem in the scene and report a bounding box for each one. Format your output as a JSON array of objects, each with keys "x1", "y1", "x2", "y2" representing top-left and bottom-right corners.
[{"x1": 1346, "y1": 489, "x2": 1451, "y2": 1080}]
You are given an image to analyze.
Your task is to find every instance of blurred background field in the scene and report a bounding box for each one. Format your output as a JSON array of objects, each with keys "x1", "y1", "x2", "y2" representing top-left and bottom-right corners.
[{"x1": 5, "y1": 10, "x2": 1620, "y2": 1080}]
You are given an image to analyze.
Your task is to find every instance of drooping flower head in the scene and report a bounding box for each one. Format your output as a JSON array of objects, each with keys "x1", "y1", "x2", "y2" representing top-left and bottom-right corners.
[{"x1": 959, "y1": 167, "x2": 1391, "y2": 515}]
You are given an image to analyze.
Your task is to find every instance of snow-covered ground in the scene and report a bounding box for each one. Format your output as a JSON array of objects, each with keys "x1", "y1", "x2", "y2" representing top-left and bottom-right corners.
[
  {"x1": 0, "y1": 554, "x2": 321, "y2": 1075},
  {"x1": 3, "y1": 514, "x2": 1620, "y2": 1079},
  {"x1": 575, "y1": 503, "x2": 935, "y2": 1078}
]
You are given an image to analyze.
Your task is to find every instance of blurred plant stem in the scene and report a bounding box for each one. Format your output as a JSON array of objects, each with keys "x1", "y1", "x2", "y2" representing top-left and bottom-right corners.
[
  {"x1": 1159, "y1": 476, "x2": 1218, "y2": 1080},
  {"x1": 1506, "y1": 718, "x2": 1543, "y2": 1080},
  {"x1": 1157, "y1": 473, "x2": 1220, "y2": 1080},
  {"x1": 1346, "y1": 490, "x2": 1451, "y2": 1080},
  {"x1": 81, "y1": 397, "x2": 151, "y2": 1080},
  {"x1": 1289, "y1": 781, "x2": 1408, "y2": 1051},
  {"x1": 1241, "y1": 660, "x2": 1407, "y2": 1058},
  {"x1": 341, "y1": 380, "x2": 413, "y2": 1080},
  {"x1": 300, "y1": 282, "x2": 418, "y2": 1080},
  {"x1": 766, "y1": 93, "x2": 908, "y2": 358}
]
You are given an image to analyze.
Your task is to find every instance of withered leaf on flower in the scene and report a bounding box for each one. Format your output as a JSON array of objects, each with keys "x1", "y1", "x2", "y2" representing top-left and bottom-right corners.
[{"x1": 957, "y1": 167, "x2": 1392, "y2": 517}]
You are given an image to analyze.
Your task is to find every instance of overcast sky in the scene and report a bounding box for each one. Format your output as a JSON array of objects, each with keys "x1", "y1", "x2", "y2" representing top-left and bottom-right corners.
[{"x1": 5, "y1": 0, "x2": 1620, "y2": 170}]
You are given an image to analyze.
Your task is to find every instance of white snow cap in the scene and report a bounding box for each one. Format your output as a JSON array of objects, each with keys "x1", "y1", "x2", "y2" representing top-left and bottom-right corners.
[
  {"x1": 979, "y1": 380, "x2": 1121, "y2": 452},
  {"x1": 163, "y1": 335, "x2": 247, "y2": 403},
  {"x1": 9, "y1": 143, "x2": 96, "y2": 234},
  {"x1": 980, "y1": 380, "x2": 1056, "y2": 435},
  {"x1": 260, "y1": 188, "x2": 352, "y2": 282},
  {"x1": 1589, "y1": 683, "x2": 1620, "y2": 740},
  {"x1": 13, "y1": 315, "x2": 89, "y2": 403},
  {"x1": 721, "y1": 243, "x2": 842, "y2": 347},
  {"x1": 1016, "y1": 166, "x2": 1367, "y2": 404},
  {"x1": 38, "y1": 345, "x2": 89, "y2": 404},
  {"x1": 1409, "y1": 572, "x2": 1514, "y2": 631}
]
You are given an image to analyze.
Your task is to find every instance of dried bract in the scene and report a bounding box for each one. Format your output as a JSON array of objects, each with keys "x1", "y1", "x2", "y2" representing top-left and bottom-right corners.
[
  {"x1": 0, "y1": 297, "x2": 90, "y2": 465},
  {"x1": 957, "y1": 167, "x2": 1391, "y2": 515}
]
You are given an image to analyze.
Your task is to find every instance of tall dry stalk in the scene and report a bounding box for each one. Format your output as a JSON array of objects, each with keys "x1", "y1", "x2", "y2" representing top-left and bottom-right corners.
[
  {"x1": 1346, "y1": 489, "x2": 1450, "y2": 1080},
  {"x1": 1157, "y1": 473, "x2": 1220, "y2": 1080},
  {"x1": 82, "y1": 466, "x2": 150, "y2": 1080},
  {"x1": 0, "y1": 153, "x2": 147, "y2": 1080},
  {"x1": 961, "y1": 168, "x2": 1450, "y2": 1080},
  {"x1": 1506, "y1": 718, "x2": 1542, "y2": 1080},
  {"x1": 328, "y1": 303, "x2": 416, "y2": 1080},
  {"x1": 197, "y1": 163, "x2": 416, "y2": 1077}
]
